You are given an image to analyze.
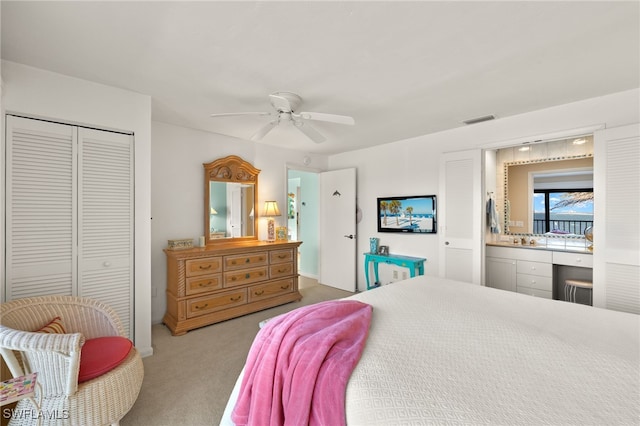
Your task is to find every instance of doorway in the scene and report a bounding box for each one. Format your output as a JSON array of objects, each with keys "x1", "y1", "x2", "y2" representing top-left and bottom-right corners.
[{"x1": 286, "y1": 167, "x2": 320, "y2": 279}]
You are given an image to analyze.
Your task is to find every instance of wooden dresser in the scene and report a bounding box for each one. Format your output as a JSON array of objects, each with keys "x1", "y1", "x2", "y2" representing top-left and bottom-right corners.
[{"x1": 163, "y1": 240, "x2": 302, "y2": 335}]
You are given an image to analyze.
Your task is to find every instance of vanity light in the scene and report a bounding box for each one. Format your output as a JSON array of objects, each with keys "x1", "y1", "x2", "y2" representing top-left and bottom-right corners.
[
  {"x1": 263, "y1": 201, "x2": 281, "y2": 242},
  {"x1": 573, "y1": 138, "x2": 586, "y2": 145},
  {"x1": 518, "y1": 146, "x2": 530, "y2": 152}
]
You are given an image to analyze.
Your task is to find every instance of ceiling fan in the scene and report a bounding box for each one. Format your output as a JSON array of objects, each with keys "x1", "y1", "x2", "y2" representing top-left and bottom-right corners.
[{"x1": 210, "y1": 92, "x2": 355, "y2": 143}]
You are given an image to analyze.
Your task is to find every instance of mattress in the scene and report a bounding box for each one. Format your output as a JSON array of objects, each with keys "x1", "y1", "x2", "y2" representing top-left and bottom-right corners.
[{"x1": 221, "y1": 276, "x2": 639, "y2": 425}]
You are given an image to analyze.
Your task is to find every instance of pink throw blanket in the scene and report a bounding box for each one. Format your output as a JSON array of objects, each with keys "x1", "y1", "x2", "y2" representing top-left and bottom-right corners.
[{"x1": 231, "y1": 300, "x2": 373, "y2": 426}]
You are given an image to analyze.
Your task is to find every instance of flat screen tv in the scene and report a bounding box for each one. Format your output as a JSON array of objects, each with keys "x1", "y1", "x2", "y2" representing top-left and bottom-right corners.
[{"x1": 377, "y1": 195, "x2": 437, "y2": 233}]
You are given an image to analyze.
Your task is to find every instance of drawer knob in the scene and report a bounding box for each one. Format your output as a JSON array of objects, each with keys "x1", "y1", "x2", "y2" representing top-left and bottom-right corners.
[
  {"x1": 576, "y1": 258, "x2": 582, "y2": 263},
  {"x1": 230, "y1": 295, "x2": 241, "y2": 302},
  {"x1": 255, "y1": 290, "x2": 264, "y2": 296},
  {"x1": 103, "y1": 261, "x2": 112, "y2": 267},
  {"x1": 531, "y1": 280, "x2": 536, "y2": 284},
  {"x1": 280, "y1": 285, "x2": 289, "y2": 290},
  {"x1": 245, "y1": 258, "x2": 250, "y2": 263},
  {"x1": 199, "y1": 265, "x2": 212, "y2": 270},
  {"x1": 245, "y1": 273, "x2": 250, "y2": 279},
  {"x1": 194, "y1": 303, "x2": 209, "y2": 310},
  {"x1": 531, "y1": 267, "x2": 536, "y2": 270},
  {"x1": 278, "y1": 254, "x2": 286, "y2": 259}
]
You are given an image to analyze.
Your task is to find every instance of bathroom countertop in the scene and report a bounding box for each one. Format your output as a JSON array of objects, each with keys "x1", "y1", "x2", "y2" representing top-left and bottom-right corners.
[{"x1": 486, "y1": 241, "x2": 593, "y2": 254}]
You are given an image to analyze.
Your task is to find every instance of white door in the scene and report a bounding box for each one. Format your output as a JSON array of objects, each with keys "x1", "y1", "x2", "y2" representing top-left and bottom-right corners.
[
  {"x1": 439, "y1": 149, "x2": 483, "y2": 284},
  {"x1": 319, "y1": 168, "x2": 357, "y2": 291},
  {"x1": 5, "y1": 116, "x2": 77, "y2": 300},
  {"x1": 593, "y1": 123, "x2": 640, "y2": 314},
  {"x1": 78, "y1": 127, "x2": 134, "y2": 337},
  {"x1": 228, "y1": 186, "x2": 242, "y2": 237}
]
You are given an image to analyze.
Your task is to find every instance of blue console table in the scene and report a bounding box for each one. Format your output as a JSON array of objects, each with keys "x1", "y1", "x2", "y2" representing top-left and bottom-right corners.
[{"x1": 364, "y1": 252, "x2": 426, "y2": 290}]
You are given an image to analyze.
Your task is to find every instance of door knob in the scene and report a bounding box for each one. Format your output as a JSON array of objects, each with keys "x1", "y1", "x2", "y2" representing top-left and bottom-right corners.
[{"x1": 344, "y1": 234, "x2": 355, "y2": 239}]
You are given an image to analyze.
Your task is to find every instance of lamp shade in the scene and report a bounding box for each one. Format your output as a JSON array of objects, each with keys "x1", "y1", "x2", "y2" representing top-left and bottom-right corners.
[{"x1": 263, "y1": 201, "x2": 281, "y2": 217}]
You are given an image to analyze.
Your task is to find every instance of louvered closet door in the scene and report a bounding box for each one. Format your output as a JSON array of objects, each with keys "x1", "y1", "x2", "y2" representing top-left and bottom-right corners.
[
  {"x1": 6, "y1": 116, "x2": 77, "y2": 299},
  {"x1": 593, "y1": 124, "x2": 640, "y2": 314},
  {"x1": 79, "y1": 128, "x2": 134, "y2": 337}
]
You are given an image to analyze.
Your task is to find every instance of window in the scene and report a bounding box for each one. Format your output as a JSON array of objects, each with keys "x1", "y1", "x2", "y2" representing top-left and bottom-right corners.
[{"x1": 533, "y1": 189, "x2": 593, "y2": 235}]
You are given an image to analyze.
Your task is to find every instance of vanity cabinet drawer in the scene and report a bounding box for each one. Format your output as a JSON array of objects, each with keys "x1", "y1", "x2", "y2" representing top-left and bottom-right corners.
[
  {"x1": 186, "y1": 257, "x2": 222, "y2": 277},
  {"x1": 516, "y1": 286, "x2": 552, "y2": 299},
  {"x1": 517, "y1": 274, "x2": 553, "y2": 292},
  {"x1": 270, "y1": 262, "x2": 294, "y2": 279},
  {"x1": 186, "y1": 274, "x2": 223, "y2": 296},
  {"x1": 224, "y1": 266, "x2": 268, "y2": 287},
  {"x1": 517, "y1": 260, "x2": 552, "y2": 277},
  {"x1": 553, "y1": 252, "x2": 593, "y2": 268},
  {"x1": 249, "y1": 279, "x2": 294, "y2": 302},
  {"x1": 224, "y1": 252, "x2": 268, "y2": 270},
  {"x1": 186, "y1": 289, "x2": 247, "y2": 318},
  {"x1": 270, "y1": 249, "x2": 294, "y2": 264}
]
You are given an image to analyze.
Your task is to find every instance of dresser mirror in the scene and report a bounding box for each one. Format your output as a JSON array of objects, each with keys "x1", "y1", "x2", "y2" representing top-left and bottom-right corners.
[
  {"x1": 501, "y1": 135, "x2": 594, "y2": 238},
  {"x1": 204, "y1": 155, "x2": 260, "y2": 245}
]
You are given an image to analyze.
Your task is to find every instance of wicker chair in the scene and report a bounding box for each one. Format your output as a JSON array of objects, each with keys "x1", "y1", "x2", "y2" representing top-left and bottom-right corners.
[{"x1": 0, "y1": 296, "x2": 144, "y2": 426}]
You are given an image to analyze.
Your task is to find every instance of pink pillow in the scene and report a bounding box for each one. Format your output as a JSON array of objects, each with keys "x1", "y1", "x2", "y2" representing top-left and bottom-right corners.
[{"x1": 78, "y1": 336, "x2": 132, "y2": 383}]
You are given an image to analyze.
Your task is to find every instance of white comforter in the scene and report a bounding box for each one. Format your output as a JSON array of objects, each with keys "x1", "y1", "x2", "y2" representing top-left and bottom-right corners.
[{"x1": 222, "y1": 276, "x2": 639, "y2": 425}]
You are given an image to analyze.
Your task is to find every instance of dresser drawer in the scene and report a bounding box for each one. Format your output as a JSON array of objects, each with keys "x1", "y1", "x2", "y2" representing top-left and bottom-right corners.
[
  {"x1": 185, "y1": 257, "x2": 222, "y2": 277},
  {"x1": 224, "y1": 266, "x2": 268, "y2": 287},
  {"x1": 270, "y1": 262, "x2": 294, "y2": 279},
  {"x1": 224, "y1": 252, "x2": 268, "y2": 270},
  {"x1": 186, "y1": 274, "x2": 223, "y2": 296},
  {"x1": 270, "y1": 249, "x2": 294, "y2": 264},
  {"x1": 186, "y1": 289, "x2": 247, "y2": 318},
  {"x1": 249, "y1": 279, "x2": 294, "y2": 303},
  {"x1": 516, "y1": 260, "x2": 552, "y2": 277},
  {"x1": 517, "y1": 273, "x2": 553, "y2": 292}
]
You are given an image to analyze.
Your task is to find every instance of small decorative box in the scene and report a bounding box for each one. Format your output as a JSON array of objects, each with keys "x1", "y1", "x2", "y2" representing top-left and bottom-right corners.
[{"x1": 167, "y1": 238, "x2": 193, "y2": 250}]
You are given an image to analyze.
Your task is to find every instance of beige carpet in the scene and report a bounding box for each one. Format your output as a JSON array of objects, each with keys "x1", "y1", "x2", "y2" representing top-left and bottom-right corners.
[{"x1": 121, "y1": 277, "x2": 353, "y2": 426}]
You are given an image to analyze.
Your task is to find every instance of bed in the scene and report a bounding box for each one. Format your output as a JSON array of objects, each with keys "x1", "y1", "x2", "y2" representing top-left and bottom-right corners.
[{"x1": 221, "y1": 276, "x2": 640, "y2": 425}]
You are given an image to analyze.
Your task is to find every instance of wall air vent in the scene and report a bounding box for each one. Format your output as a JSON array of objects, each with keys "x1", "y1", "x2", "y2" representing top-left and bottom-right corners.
[{"x1": 462, "y1": 114, "x2": 496, "y2": 125}]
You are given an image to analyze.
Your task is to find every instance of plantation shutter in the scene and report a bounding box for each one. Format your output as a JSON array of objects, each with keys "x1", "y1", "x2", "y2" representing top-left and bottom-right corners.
[
  {"x1": 78, "y1": 128, "x2": 134, "y2": 337},
  {"x1": 6, "y1": 116, "x2": 77, "y2": 299}
]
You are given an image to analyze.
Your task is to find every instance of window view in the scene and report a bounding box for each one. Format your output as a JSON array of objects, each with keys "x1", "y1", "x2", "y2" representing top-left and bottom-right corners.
[{"x1": 533, "y1": 189, "x2": 593, "y2": 235}]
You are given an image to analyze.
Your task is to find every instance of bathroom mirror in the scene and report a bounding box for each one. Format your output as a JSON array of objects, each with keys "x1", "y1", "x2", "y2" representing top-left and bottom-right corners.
[
  {"x1": 504, "y1": 156, "x2": 593, "y2": 237},
  {"x1": 204, "y1": 155, "x2": 260, "y2": 245},
  {"x1": 500, "y1": 135, "x2": 594, "y2": 238}
]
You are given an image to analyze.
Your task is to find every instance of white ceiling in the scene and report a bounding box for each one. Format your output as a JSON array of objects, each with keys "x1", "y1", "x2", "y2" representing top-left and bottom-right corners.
[{"x1": 2, "y1": 1, "x2": 639, "y2": 155}]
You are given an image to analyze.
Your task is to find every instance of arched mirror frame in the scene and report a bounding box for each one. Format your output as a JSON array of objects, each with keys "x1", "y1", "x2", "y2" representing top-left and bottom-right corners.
[{"x1": 204, "y1": 155, "x2": 260, "y2": 246}]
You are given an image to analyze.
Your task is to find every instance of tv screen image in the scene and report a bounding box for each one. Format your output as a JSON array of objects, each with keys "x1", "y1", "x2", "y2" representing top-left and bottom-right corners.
[{"x1": 377, "y1": 195, "x2": 437, "y2": 233}]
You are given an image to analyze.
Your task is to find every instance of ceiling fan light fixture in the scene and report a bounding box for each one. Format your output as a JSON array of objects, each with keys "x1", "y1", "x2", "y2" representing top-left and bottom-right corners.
[{"x1": 462, "y1": 114, "x2": 496, "y2": 125}]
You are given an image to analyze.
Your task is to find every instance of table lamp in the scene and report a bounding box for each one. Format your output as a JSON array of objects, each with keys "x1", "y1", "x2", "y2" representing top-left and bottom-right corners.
[{"x1": 263, "y1": 201, "x2": 281, "y2": 242}]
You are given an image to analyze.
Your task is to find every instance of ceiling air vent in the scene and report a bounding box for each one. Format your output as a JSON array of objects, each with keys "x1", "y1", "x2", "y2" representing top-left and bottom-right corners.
[{"x1": 462, "y1": 114, "x2": 496, "y2": 125}]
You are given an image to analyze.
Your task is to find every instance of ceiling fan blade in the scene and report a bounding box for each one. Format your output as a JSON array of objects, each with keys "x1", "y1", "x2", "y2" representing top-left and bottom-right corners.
[
  {"x1": 251, "y1": 120, "x2": 278, "y2": 140},
  {"x1": 295, "y1": 111, "x2": 355, "y2": 125},
  {"x1": 210, "y1": 112, "x2": 271, "y2": 118},
  {"x1": 295, "y1": 121, "x2": 326, "y2": 144},
  {"x1": 269, "y1": 94, "x2": 293, "y2": 112}
]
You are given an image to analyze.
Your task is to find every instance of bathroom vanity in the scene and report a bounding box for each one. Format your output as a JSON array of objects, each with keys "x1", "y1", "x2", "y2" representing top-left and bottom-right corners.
[{"x1": 486, "y1": 242, "x2": 593, "y2": 303}]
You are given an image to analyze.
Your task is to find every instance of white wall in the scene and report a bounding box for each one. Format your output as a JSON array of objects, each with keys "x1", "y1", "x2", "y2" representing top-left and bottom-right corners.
[
  {"x1": 150, "y1": 121, "x2": 328, "y2": 323},
  {"x1": 1, "y1": 61, "x2": 154, "y2": 356},
  {"x1": 330, "y1": 88, "x2": 640, "y2": 291}
]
